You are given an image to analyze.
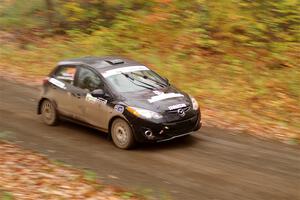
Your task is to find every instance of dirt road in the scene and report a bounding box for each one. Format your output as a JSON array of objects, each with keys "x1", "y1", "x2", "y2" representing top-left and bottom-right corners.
[{"x1": 0, "y1": 78, "x2": 299, "y2": 200}]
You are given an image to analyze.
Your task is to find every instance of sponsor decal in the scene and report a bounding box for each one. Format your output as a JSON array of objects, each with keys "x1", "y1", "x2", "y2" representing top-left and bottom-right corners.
[
  {"x1": 114, "y1": 105, "x2": 124, "y2": 113},
  {"x1": 102, "y1": 66, "x2": 149, "y2": 78},
  {"x1": 85, "y1": 93, "x2": 107, "y2": 105},
  {"x1": 97, "y1": 98, "x2": 108, "y2": 105},
  {"x1": 49, "y1": 78, "x2": 66, "y2": 89},
  {"x1": 56, "y1": 75, "x2": 73, "y2": 81},
  {"x1": 148, "y1": 93, "x2": 184, "y2": 103},
  {"x1": 153, "y1": 90, "x2": 164, "y2": 95},
  {"x1": 85, "y1": 93, "x2": 96, "y2": 103},
  {"x1": 168, "y1": 103, "x2": 186, "y2": 110}
]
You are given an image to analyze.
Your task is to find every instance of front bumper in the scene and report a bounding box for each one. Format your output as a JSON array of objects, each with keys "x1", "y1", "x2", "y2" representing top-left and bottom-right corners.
[{"x1": 130, "y1": 112, "x2": 202, "y2": 142}]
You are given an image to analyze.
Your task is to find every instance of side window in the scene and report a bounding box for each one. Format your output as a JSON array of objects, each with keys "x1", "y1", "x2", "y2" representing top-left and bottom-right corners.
[
  {"x1": 54, "y1": 66, "x2": 76, "y2": 84},
  {"x1": 76, "y1": 67, "x2": 102, "y2": 91}
]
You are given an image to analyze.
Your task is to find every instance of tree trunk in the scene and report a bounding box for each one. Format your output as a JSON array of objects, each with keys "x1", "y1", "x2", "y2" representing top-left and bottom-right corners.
[{"x1": 45, "y1": 0, "x2": 54, "y2": 32}]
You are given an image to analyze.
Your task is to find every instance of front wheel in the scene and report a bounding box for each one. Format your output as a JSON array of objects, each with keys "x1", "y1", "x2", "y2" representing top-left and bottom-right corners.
[
  {"x1": 40, "y1": 99, "x2": 59, "y2": 126},
  {"x1": 111, "y1": 118, "x2": 135, "y2": 149}
]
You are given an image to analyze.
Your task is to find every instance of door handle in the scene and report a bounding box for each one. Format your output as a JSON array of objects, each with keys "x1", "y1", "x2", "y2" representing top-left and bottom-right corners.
[{"x1": 71, "y1": 93, "x2": 82, "y2": 98}]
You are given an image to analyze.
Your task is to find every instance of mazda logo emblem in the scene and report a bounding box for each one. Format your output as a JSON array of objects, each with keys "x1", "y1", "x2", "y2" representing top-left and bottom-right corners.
[{"x1": 177, "y1": 109, "x2": 185, "y2": 117}]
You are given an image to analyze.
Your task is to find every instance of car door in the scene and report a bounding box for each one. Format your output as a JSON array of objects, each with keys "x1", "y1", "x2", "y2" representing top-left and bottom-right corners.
[
  {"x1": 50, "y1": 65, "x2": 77, "y2": 117},
  {"x1": 73, "y1": 66, "x2": 110, "y2": 129}
]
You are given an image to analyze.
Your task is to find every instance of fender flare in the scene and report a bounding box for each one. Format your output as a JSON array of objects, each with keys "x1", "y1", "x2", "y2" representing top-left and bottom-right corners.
[{"x1": 108, "y1": 115, "x2": 138, "y2": 141}]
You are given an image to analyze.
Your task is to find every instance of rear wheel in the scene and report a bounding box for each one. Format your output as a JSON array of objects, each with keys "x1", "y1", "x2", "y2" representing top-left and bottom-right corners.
[
  {"x1": 41, "y1": 99, "x2": 59, "y2": 126},
  {"x1": 111, "y1": 118, "x2": 135, "y2": 149}
]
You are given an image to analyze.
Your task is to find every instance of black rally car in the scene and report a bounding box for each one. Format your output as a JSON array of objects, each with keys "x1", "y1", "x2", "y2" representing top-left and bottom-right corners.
[{"x1": 37, "y1": 57, "x2": 202, "y2": 149}]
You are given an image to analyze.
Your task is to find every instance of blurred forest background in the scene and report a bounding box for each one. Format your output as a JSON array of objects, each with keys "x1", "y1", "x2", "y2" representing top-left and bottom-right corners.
[{"x1": 0, "y1": 0, "x2": 299, "y2": 140}]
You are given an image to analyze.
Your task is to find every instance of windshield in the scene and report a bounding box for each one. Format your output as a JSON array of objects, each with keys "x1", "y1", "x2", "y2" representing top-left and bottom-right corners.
[{"x1": 106, "y1": 70, "x2": 167, "y2": 93}]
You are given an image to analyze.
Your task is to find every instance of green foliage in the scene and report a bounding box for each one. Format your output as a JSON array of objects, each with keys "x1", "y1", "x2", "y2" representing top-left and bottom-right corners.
[
  {"x1": 120, "y1": 192, "x2": 135, "y2": 199},
  {"x1": 1, "y1": 0, "x2": 299, "y2": 53},
  {"x1": 83, "y1": 169, "x2": 98, "y2": 182},
  {"x1": 0, "y1": 191, "x2": 14, "y2": 200},
  {"x1": 0, "y1": 0, "x2": 45, "y2": 30}
]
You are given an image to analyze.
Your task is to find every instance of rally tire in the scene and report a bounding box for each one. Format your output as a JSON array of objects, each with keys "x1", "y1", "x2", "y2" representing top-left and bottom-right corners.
[
  {"x1": 111, "y1": 118, "x2": 135, "y2": 149},
  {"x1": 41, "y1": 99, "x2": 59, "y2": 126}
]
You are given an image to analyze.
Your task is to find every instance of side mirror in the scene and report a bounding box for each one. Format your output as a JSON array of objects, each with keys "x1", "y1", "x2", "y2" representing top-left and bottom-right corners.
[
  {"x1": 91, "y1": 89, "x2": 105, "y2": 98},
  {"x1": 91, "y1": 89, "x2": 111, "y2": 99}
]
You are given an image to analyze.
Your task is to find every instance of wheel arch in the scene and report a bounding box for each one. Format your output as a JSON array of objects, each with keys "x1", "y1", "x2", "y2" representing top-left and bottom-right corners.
[{"x1": 108, "y1": 116, "x2": 136, "y2": 139}]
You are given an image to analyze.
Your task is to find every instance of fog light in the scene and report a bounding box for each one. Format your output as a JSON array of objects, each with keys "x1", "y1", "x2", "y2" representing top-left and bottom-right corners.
[{"x1": 144, "y1": 129, "x2": 155, "y2": 140}]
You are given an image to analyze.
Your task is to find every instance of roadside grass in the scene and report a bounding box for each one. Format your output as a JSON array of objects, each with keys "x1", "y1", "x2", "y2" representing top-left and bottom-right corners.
[
  {"x1": 83, "y1": 169, "x2": 98, "y2": 182},
  {"x1": 134, "y1": 188, "x2": 173, "y2": 200},
  {"x1": 0, "y1": 37, "x2": 299, "y2": 142},
  {"x1": 0, "y1": 131, "x2": 8, "y2": 140},
  {"x1": 0, "y1": 190, "x2": 14, "y2": 200},
  {"x1": 120, "y1": 192, "x2": 135, "y2": 199},
  {"x1": 0, "y1": 131, "x2": 15, "y2": 143},
  {"x1": 49, "y1": 159, "x2": 172, "y2": 199},
  {"x1": 51, "y1": 160, "x2": 98, "y2": 181}
]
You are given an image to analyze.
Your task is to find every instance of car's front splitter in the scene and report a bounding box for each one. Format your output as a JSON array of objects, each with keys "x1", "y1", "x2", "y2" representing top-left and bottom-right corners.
[{"x1": 156, "y1": 132, "x2": 194, "y2": 142}]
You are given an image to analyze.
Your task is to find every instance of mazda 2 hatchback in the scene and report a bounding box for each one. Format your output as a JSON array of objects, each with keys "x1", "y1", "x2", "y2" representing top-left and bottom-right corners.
[{"x1": 37, "y1": 56, "x2": 202, "y2": 149}]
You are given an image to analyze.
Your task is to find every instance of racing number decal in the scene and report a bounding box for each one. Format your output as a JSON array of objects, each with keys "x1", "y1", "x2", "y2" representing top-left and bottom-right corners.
[{"x1": 114, "y1": 105, "x2": 124, "y2": 113}]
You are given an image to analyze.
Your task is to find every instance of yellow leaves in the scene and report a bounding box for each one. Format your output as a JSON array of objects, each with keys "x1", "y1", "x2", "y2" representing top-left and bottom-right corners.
[
  {"x1": 283, "y1": 0, "x2": 299, "y2": 6},
  {"x1": 144, "y1": 13, "x2": 170, "y2": 24},
  {"x1": 155, "y1": 0, "x2": 172, "y2": 3},
  {"x1": 61, "y1": 2, "x2": 85, "y2": 22}
]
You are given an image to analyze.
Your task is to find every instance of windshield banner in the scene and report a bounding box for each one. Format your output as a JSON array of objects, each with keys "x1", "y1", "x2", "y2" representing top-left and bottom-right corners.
[{"x1": 102, "y1": 66, "x2": 149, "y2": 78}]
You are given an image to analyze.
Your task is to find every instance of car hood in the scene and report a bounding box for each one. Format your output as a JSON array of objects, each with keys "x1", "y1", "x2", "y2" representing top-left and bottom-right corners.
[{"x1": 120, "y1": 86, "x2": 192, "y2": 113}]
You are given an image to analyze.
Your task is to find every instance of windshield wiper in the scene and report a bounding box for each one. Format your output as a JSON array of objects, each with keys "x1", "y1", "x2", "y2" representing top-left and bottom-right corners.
[
  {"x1": 121, "y1": 72, "x2": 155, "y2": 90},
  {"x1": 130, "y1": 72, "x2": 168, "y2": 88}
]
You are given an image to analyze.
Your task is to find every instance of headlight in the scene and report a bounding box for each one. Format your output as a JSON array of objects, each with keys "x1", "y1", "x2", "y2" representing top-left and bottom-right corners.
[
  {"x1": 127, "y1": 107, "x2": 163, "y2": 119},
  {"x1": 190, "y1": 96, "x2": 199, "y2": 110}
]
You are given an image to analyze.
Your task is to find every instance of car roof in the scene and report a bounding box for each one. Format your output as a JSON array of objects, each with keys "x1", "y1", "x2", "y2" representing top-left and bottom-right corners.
[{"x1": 57, "y1": 56, "x2": 143, "y2": 72}]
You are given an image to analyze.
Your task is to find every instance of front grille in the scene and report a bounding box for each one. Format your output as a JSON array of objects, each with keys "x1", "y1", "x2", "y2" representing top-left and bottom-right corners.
[
  {"x1": 164, "y1": 115, "x2": 197, "y2": 128},
  {"x1": 163, "y1": 115, "x2": 198, "y2": 135},
  {"x1": 164, "y1": 106, "x2": 192, "y2": 123}
]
